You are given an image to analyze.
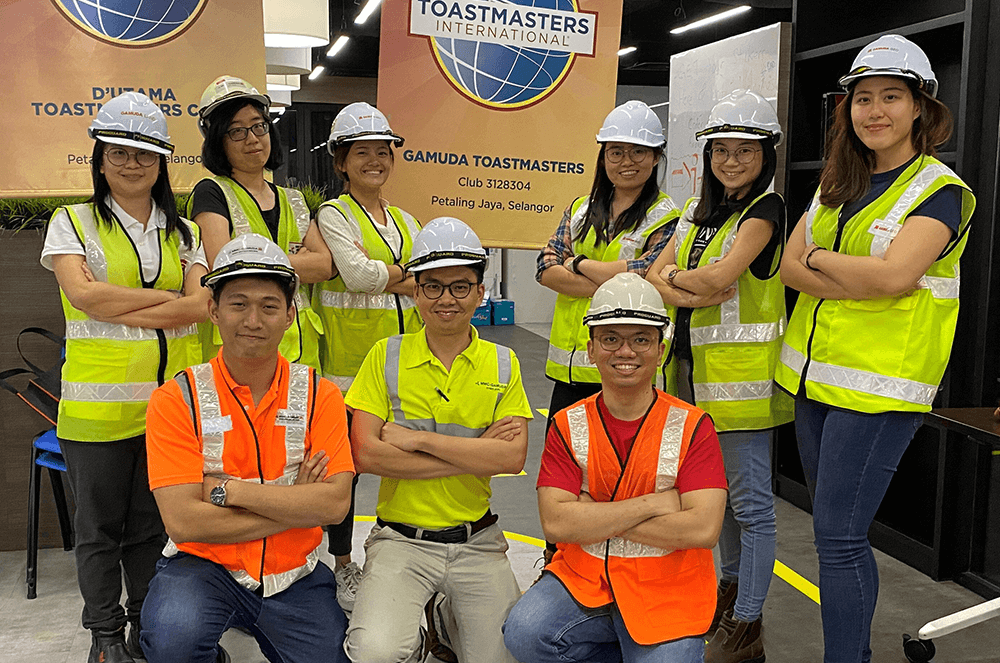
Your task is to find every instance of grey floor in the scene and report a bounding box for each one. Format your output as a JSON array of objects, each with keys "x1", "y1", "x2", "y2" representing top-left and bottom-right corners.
[{"x1": 2, "y1": 323, "x2": 997, "y2": 662}]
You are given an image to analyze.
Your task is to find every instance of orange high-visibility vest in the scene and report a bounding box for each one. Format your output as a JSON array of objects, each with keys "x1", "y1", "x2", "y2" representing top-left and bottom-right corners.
[{"x1": 546, "y1": 391, "x2": 717, "y2": 644}]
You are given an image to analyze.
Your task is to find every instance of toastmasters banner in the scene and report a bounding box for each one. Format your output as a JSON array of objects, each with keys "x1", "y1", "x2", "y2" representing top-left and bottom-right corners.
[
  {"x1": 0, "y1": 0, "x2": 266, "y2": 197},
  {"x1": 378, "y1": 0, "x2": 622, "y2": 249}
]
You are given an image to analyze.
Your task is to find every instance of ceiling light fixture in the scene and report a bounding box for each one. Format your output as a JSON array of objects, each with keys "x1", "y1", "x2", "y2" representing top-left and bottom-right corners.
[
  {"x1": 618, "y1": 46, "x2": 637, "y2": 57},
  {"x1": 355, "y1": 0, "x2": 382, "y2": 25},
  {"x1": 670, "y1": 5, "x2": 750, "y2": 35},
  {"x1": 327, "y1": 35, "x2": 350, "y2": 57},
  {"x1": 263, "y1": 0, "x2": 330, "y2": 48},
  {"x1": 308, "y1": 65, "x2": 325, "y2": 80},
  {"x1": 266, "y1": 74, "x2": 301, "y2": 91},
  {"x1": 266, "y1": 47, "x2": 311, "y2": 75}
]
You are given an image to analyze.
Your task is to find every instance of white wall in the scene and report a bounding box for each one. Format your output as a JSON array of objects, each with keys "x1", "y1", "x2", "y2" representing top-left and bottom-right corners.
[{"x1": 502, "y1": 249, "x2": 557, "y2": 325}]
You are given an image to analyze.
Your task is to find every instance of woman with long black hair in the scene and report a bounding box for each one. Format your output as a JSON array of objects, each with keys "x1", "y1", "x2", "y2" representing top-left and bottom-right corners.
[
  {"x1": 777, "y1": 35, "x2": 974, "y2": 663},
  {"x1": 41, "y1": 92, "x2": 209, "y2": 662},
  {"x1": 537, "y1": 101, "x2": 680, "y2": 419},
  {"x1": 648, "y1": 90, "x2": 792, "y2": 663}
]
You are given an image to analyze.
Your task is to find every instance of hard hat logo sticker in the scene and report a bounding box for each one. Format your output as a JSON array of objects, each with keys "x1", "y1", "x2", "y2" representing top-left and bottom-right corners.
[
  {"x1": 53, "y1": 0, "x2": 208, "y2": 48},
  {"x1": 409, "y1": 0, "x2": 598, "y2": 110}
]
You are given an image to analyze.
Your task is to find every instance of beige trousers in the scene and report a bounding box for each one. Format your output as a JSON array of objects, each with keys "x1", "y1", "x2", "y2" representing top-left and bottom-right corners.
[{"x1": 345, "y1": 523, "x2": 521, "y2": 663}]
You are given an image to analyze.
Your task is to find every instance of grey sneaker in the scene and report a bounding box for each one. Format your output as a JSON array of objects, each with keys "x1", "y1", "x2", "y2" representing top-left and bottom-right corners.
[{"x1": 334, "y1": 561, "x2": 363, "y2": 615}]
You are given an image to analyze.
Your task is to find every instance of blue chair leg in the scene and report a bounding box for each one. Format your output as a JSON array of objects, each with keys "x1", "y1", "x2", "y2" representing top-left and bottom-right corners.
[
  {"x1": 26, "y1": 449, "x2": 41, "y2": 600},
  {"x1": 48, "y1": 467, "x2": 74, "y2": 551}
]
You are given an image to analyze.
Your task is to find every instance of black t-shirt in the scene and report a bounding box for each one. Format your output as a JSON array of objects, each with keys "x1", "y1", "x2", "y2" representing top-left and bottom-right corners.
[
  {"x1": 836, "y1": 154, "x2": 962, "y2": 239},
  {"x1": 189, "y1": 179, "x2": 282, "y2": 242},
  {"x1": 674, "y1": 192, "x2": 785, "y2": 362}
]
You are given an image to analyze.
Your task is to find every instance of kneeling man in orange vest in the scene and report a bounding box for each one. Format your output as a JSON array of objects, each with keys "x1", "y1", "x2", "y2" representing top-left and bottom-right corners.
[
  {"x1": 141, "y1": 235, "x2": 354, "y2": 663},
  {"x1": 504, "y1": 272, "x2": 728, "y2": 663}
]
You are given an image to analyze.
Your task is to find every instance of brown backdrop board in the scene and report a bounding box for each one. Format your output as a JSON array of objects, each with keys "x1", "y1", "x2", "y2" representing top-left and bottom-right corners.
[
  {"x1": 0, "y1": 0, "x2": 267, "y2": 196},
  {"x1": 377, "y1": 0, "x2": 623, "y2": 249},
  {"x1": 0, "y1": 230, "x2": 69, "y2": 552}
]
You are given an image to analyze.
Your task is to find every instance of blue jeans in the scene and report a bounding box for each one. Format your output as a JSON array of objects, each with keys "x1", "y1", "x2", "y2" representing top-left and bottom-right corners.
[
  {"x1": 795, "y1": 397, "x2": 923, "y2": 663},
  {"x1": 141, "y1": 554, "x2": 348, "y2": 663},
  {"x1": 503, "y1": 574, "x2": 705, "y2": 663},
  {"x1": 717, "y1": 429, "x2": 776, "y2": 622}
]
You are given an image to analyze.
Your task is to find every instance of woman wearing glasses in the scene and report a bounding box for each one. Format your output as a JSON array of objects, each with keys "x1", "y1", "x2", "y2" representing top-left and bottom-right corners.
[
  {"x1": 776, "y1": 36, "x2": 973, "y2": 663},
  {"x1": 312, "y1": 102, "x2": 422, "y2": 614},
  {"x1": 40, "y1": 92, "x2": 208, "y2": 662},
  {"x1": 188, "y1": 75, "x2": 331, "y2": 369},
  {"x1": 647, "y1": 90, "x2": 792, "y2": 663},
  {"x1": 538, "y1": 100, "x2": 680, "y2": 422}
]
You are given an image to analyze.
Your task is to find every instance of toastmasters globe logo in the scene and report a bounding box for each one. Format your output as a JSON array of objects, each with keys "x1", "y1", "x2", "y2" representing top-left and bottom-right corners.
[
  {"x1": 53, "y1": 0, "x2": 208, "y2": 47},
  {"x1": 410, "y1": 0, "x2": 597, "y2": 110}
]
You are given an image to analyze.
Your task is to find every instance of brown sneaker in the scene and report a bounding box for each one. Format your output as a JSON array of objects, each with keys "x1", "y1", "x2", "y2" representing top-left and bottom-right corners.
[
  {"x1": 531, "y1": 547, "x2": 557, "y2": 587},
  {"x1": 704, "y1": 611, "x2": 765, "y2": 663},
  {"x1": 710, "y1": 580, "x2": 739, "y2": 633}
]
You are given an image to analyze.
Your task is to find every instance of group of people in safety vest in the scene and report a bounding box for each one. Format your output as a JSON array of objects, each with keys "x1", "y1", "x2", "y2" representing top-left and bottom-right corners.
[{"x1": 40, "y1": 30, "x2": 973, "y2": 663}]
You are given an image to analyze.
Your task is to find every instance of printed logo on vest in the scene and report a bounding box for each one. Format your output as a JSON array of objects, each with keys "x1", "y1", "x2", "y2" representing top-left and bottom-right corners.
[{"x1": 276, "y1": 409, "x2": 307, "y2": 427}]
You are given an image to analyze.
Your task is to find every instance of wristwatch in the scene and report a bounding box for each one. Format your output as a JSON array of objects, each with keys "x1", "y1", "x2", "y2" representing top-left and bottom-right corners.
[{"x1": 210, "y1": 478, "x2": 232, "y2": 507}]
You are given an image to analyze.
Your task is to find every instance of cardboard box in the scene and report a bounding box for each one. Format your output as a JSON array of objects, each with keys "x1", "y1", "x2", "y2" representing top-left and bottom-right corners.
[
  {"x1": 471, "y1": 303, "x2": 492, "y2": 327},
  {"x1": 492, "y1": 299, "x2": 515, "y2": 325}
]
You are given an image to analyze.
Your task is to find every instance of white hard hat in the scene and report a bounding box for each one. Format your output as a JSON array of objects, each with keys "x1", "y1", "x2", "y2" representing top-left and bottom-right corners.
[
  {"x1": 197, "y1": 75, "x2": 271, "y2": 137},
  {"x1": 327, "y1": 102, "x2": 404, "y2": 154},
  {"x1": 838, "y1": 34, "x2": 938, "y2": 97},
  {"x1": 88, "y1": 92, "x2": 174, "y2": 155},
  {"x1": 201, "y1": 234, "x2": 299, "y2": 291},
  {"x1": 406, "y1": 217, "x2": 487, "y2": 273},
  {"x1": 696, "y1": 89, "x2": 783, "y2": 145},
  {"x1": 596, "y1": 100, "x2": 665, "y2": 148},
  {"x1": 584, "y1": 273, "x2": 670, "y2": 329}
]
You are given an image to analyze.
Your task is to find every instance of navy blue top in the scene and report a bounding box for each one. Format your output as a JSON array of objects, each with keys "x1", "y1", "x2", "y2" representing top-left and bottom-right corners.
[{"x1": 838, "y1": 155, "x2": 962, "y2": 236}]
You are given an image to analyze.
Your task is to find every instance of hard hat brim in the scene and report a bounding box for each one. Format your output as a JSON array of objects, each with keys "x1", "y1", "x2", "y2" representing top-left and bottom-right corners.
[
  {"x1": 89, "y1": 129, "x2": 174, "y2": 155},
  {"x1": 595, "y1": 134, "x2": 665, "y2": 148},
  {"x1": 406, "y1": 256, "x2": 487, "y2": 273},
  {"x1": 202, "y1": 262, "x2": 299, "y2": 291},
  {"x1": 586, "y1": 317, "x2": 666, "y2": 327},
  {"x1": 331, "y1": 132, "x2": 405, "y2": 148},
  {"x1": 696, "y1": 125, "x2": 781, "y2": 144},
  {"x1": 200, "y1": 93, "x2": 272, "y2": 119},
  {"x1": 838, "y1": 68, "x2": 937, "y2": 97}
]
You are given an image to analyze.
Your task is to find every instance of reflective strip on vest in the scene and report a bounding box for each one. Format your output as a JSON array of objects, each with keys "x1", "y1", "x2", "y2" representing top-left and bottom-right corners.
[
  {"x1": 803, "y1": 192, "x2": 821, "y2": 246},
  {"x1": 780, "y1": 344, "x2": 937, "y2": 406},
  {"x1": 287, "y1": 191, "x2": 311, "y2": 240},
  {"x1": 318, "y1": 290, "x2": 415, "y2": 311},
  {"x1": 384, "y1": 335, "x2": 512, "y2": 438},
  {"x1": 216, "y1": 182, "x2": 254, "y2": 238},
  {"x1": 917, "y1": 274, "x2": 960, "y2": 299},
  {"x1": 183, "y1": 361, "x2": 316, "y2": 594},
  {"x1": 570, "y1": 198, "x2": 678, "y2": 261},
  {"x1": 75, "y1": 207, "x2": 110, "y2": 282},
  {"x1": 870, "y1": 164, "x2": 952, "y2": 259},
  {"x1": 689, "y1": 320, "x2": 783, "y2": 345},
  {"x1": 694, "y1": 380, "x2": 775, "y2": 402},
  {"x1": 61, "y1": 381, "x2": 158, "y2": 403},
  {"x1": 66, "y1": 320, "x2": 197, "y2": 341},
  {"x1": 324, "y1": 373, "x2": 354, "y2": 392},
  {"x1": 546, "y1": 346, "x2": 598, "y2": 372},
  {"x1": 564, "y1": 402, "x2": 683, "y2": 559}
]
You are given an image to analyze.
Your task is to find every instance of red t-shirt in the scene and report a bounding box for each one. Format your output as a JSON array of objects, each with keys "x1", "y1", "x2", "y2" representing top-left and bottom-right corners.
[{"x1": 538, "y1": 393, "x2": 727, "y2": 496}]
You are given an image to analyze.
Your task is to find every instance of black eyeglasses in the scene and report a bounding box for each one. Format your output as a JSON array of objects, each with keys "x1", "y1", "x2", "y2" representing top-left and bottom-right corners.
[
  {"x1": 595, "y1": 331, "x2": 658, "y2": 353},
  {"x1": 104, "y1": 147, "x2": 158, "y2": 167},
  {"x1": 417, "y1": 281, "x2": 477, "y2": 300},
  {"x1": 605, "y1": 146, "x2": 652, "y2": 164},
  {"x1": 710, "y1": 146, "x2": 761, "y2": 164},
  {"x1": 226, "y1": 122, "x2": 269, "y2": 142}
]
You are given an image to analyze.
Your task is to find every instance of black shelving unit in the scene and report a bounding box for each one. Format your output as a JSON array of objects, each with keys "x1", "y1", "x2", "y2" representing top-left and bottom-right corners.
[{"x1": 777, "y1": 0, "x2": 1000, "y2": 585}]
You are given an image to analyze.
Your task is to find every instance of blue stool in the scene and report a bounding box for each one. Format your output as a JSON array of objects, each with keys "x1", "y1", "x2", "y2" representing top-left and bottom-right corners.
[{"x1": 26, "y1": 428, "x2": 74, "y2": 599}]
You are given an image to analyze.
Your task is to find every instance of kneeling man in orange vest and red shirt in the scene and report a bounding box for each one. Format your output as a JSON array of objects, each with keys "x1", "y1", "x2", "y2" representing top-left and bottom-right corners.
[{"x1": 504, "y1": 272, "x2": 728, "y2": 663}]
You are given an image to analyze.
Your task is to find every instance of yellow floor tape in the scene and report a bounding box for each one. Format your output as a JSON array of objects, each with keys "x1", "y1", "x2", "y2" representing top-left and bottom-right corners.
[
  {"x1": 536, "y1": 408, "x2": 549, "y2": 418},
  {"x1": 774, "y1": 559, "x2": 821, "y2": 604}
]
